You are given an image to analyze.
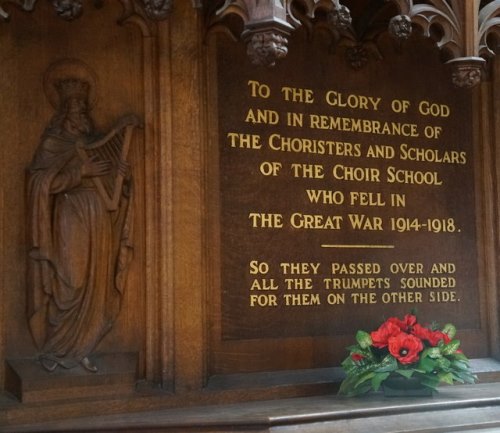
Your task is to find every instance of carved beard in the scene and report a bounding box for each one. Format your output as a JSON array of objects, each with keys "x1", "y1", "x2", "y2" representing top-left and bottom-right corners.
[{"x1": 64, "y1": 112, "x2": 93, "y2": 136}]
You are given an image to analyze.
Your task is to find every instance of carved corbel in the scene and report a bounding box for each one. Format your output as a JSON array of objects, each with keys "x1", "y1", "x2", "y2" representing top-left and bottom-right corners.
[
  {"x1": 209, "y1": 0, "x2": 295, "y2": 67},
  {"x1": 448, "y1": 57, "x2": 486, "y2": 89}
]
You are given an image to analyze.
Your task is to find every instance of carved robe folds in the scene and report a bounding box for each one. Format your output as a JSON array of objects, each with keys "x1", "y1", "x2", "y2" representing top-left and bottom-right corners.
[{"x1": 27, "y1": 130, "x2": 134, "y2": 370}]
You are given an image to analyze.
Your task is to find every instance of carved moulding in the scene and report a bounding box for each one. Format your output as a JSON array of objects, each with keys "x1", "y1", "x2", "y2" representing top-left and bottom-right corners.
[
  {"x1": 207, "y1": 0, "x2": 352, "y2": 66},
  {"x1": 0, "y1": 0, "x2": 172, "y2": 22},
  {"x1": 387, "y1": 0, "x2": 500, "y2": 88}
]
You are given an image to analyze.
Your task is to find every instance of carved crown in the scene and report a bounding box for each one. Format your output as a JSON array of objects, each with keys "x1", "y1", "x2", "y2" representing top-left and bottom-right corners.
[{"x1": 55, "y1": 78, "x2": 90, "y2": 103}]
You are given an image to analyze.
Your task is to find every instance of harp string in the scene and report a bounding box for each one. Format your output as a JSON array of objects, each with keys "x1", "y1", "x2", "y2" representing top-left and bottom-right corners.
[{"x1": 84, "y1": 129, "x2": 126, "y2": 197}]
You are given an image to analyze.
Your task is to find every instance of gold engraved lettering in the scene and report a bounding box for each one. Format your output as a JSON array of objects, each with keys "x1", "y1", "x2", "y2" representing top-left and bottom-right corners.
[
  {"x1": 291, "y1": 163, "x2": 324, "y2": 178},
  {"x1": 348, "y1": 214, "x2": 383, "y2": 231},
  {"x1": 323, "y1": 277, "x2": 390, "y2": 290},
  {"x1": 308, "y1": 114, "x2": 419, "y2": 137},
  {"x1": 250, "y1": 278, "x2": 278, "y2": 290},
  {"x1": 280, "y1": 262, "x2": 320, "y2": 274},
  {"x1": 349, "y1": 191, "x2": 386, "y2": 206},
  {"x1": 366, "y1": 144, "x2": 395, "y2": 159},
  {"x1": 245, "y1": 108, "x2": 279, "y2": 125},
  {"x1": 399, "y1": 143, "x2": 466, "y2": 164},
  {"x1": 429, "y1": 291, "x2": 458, "y2": 302},
  {"x1": 247, "y1": 80, "x2": 271, "y2": 98},
  {"x1": 430, "y1": 263, "x2": 456, "y2": 273},
  {"x1": 249, "y1": 212, "x2": 284, "y2": 228},
  {"x1": 386, "y1": 166, "x2": 443, "y2": 185},
  {"x1": 350, "y1": 293, "x2": 377, "y2": 304},
  {"x1": 267, "y1": 133, "x2": 362, "y2": 157},
  {"x1": 290, "y1": 213, "x2": 343, "y2": 230},
  {"x1": 283, "y1": 293, "x2": 320, "y2": 306},
  {"x1": 324, "y1": 91, "x2": 381, "y2": 111},
  {"x1": 390, "y1": 263, "x2": 424, "y2": 274},
  {"x1": 249, "y1": 294, "x2": 278, "y2": 307},
  {"x1": 400, "y1": 277, "x2": 456, "y2": 289},
  {"x1": 227, "y1": 132, "x2": 262, "y2": 149},
  {"x1": 332, "y1": 165, "x2": 381, "y2": 182},
  {"x1": 381, "y1": 292, "x2": 423, "y2": 303},
  {"x1": 281, "y1": 86, "x2": 314, "y2": 103},
  {"x1": 326, "y1": 293, "x2": 346, "y2": 304},
  {"x1": 331, "y1": 263, "x2": 381, "y2": 274},
  {"x1": 285, "y1": 278, "x2": 313, "y2": 290},
  {"x1": 306, "y1": 189, "x2": 345, "y2": 205},
  {"x1": 418, "y1": 100, "x2": 450, "y2": 117}
]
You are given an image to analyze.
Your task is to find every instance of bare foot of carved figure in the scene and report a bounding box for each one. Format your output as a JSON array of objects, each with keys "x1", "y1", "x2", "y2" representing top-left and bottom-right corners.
[{"x1": 81, "y1": 357, "x2": 98, "y2": 373}]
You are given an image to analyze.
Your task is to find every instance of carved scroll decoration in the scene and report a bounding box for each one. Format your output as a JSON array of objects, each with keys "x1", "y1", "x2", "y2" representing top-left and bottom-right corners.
[
  {"x1": 478, "y1": 1, "x2": 500, "y2": 58},
  {"x1": 0, "y1": 0, "x2": 35, "y2": 21},
  {"x1": 387, "y1": 0, "x2": 500, "y2": 87},
  {"x1": 388, "y1": 0, "x2": 463, "y2": 58}
]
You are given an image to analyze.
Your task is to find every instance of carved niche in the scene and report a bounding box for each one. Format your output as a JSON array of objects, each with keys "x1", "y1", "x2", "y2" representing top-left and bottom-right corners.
[{"x1": 26, "y1": 59, "x2": 140, "y2": 373}]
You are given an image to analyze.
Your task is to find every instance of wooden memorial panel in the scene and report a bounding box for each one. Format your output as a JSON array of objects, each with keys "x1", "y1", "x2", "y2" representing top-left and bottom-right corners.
[{"x1": 208, "y1": 32, "x2": 486, "y2": 376}]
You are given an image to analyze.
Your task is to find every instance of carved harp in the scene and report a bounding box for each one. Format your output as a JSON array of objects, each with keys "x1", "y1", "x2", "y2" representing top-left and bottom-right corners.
[{"x1": 76, "y1": 121, "x2": 137, "y2": 211}]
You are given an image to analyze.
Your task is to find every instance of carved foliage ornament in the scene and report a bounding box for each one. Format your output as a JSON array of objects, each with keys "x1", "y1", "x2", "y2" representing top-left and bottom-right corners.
[
  {"x1": 209, "y1": 0, "x2": 352, "y2": 66},
  {"x1": 52, "y1": 0, "x2": 83, "y2": 20},
  {"x1": 0, "y1": 0, "x2": 172, "y2": 21},
  {"x1": 246, "y1": 30, "x2": 288, "y2": 67},
  {"x1": 143, "y1": 0, "x2": 173, "y2": 20}
]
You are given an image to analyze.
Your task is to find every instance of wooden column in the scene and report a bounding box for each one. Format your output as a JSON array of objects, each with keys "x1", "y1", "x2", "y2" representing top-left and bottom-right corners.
[{"x1": 169, "y1": 1, "x2": 207, "y2": 392}]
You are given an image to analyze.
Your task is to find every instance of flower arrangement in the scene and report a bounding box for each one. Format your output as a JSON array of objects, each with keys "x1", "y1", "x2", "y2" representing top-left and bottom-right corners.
[{"x1": 339, "y1": 313, "x2": 477, "y2": 396}]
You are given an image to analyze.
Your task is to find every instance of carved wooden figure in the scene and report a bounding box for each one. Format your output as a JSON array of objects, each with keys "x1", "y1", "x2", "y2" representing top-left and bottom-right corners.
[{"x1": 26, "y1": 59, "x2": 139, "y2": 373}]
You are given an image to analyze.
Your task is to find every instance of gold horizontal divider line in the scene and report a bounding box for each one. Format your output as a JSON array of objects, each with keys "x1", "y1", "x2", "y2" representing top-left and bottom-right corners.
[{"x1": 321, "y1": 244, "x2": 395, "y2": 249}]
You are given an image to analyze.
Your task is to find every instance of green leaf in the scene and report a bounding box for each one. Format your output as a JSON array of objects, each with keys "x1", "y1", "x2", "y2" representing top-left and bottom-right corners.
[
  {"x1": 419, "y1": 375, "x2": 440, "y2": 390},
  {"x1": 418, "y1": 356, "x2": 437, "y2": 373},
  {"x1": 374, "y1": 355, "x2": 398, "y2": 373},
  {"x1": 421, "y1": 347, "x2": 442, "y2": 359},
  {"x1": 442, "y1": 339, "x2": 461, "y2": 355},
  {"x1": 356, "y1": 330, "x2": 372, "y2": 349},
  {"x1": 442, "y1": 323, "x2": 456, "y2": 339},
  {"x1": 451, "y1": 359, "x2": 470, "y2": 371},
  {"x1": 438, "y1": 372, "x2": 455, "y2": 385},
  {"x1": 453, "y1": 352, "x2": 470, "y2": 362},
  {"x1": 371, "y1": 372, "x2": 390, "y2": 391},
  {"x1": 395, "y1": 369, "x2": 415, "y2": 379},
  {"x1": 354, "y1": 371, "x2": 375, "y2": 388},
  {"x1": 435, "y1": 357, "x2": 451, "y2": 370}
]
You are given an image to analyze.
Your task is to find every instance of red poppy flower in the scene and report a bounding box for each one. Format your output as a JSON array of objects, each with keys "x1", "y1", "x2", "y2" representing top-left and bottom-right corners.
[
  {"x1": 388, "y1": 332, "x2": 424, "y2": 364},
  {"x1": 351, "y1": 353, "x2": 364, "y2": 362},
  {"x1": 427, "y1": 330, "x2": 451, "y2": 346},
  {"x1": 387, "y1": 314, "x2": 417, "y2": 332},
  {"x1": 370, "y1": 321, "x2": 401, "y2": 348},
  {"x1": 411, "y1": 323, "x2": 432, "y2": 341}
]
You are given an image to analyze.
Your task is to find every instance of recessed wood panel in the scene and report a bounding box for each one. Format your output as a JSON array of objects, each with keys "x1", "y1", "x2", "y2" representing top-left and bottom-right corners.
[{"x1": 209, "y1": 32, "x2": 485, "y2": 374}]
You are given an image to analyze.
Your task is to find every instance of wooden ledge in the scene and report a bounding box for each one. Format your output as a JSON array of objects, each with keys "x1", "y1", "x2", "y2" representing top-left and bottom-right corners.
[{"x1": 4, "y1": 382, "x2": 500, "y2": 432}]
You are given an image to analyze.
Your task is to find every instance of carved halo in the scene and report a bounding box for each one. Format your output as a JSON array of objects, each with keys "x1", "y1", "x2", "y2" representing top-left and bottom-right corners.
[{"x1": 43, "y1": 58, "x2": 98, "y2": 109}]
